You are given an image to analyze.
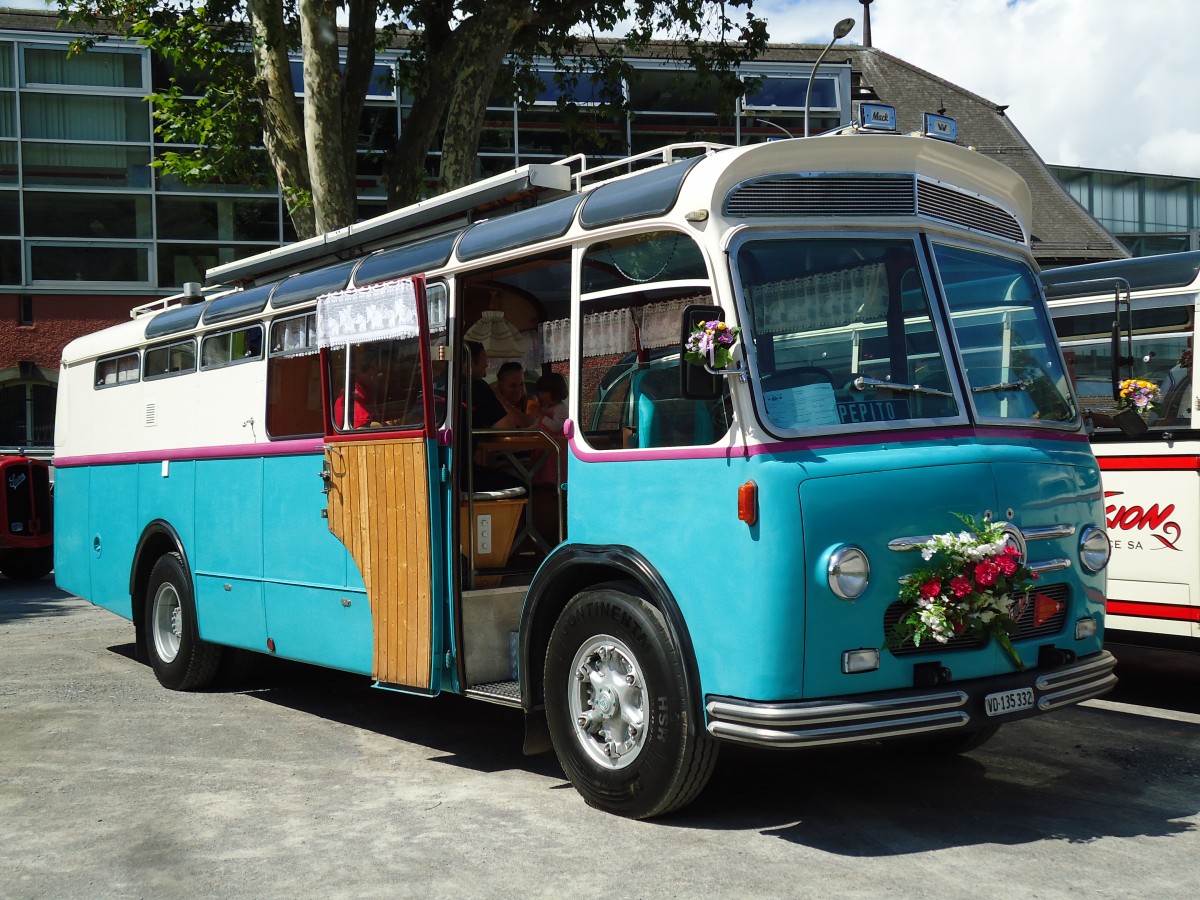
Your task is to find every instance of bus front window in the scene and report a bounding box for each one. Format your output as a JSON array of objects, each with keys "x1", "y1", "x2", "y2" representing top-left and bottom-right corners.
[
  {"x1": 933, "y1": 244, "x2": 1077, "y2": 425},
  {"x1": 736, "y1": 236, "x2": 959, "y2": 434}
]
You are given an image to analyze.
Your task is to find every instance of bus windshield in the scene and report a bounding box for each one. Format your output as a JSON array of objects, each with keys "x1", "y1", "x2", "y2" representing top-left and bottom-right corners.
[
  {"x1": 934, "y1": 244, "x2": 1077, "y2": 425},
  {"x1": 737, "y1": 236, "x2": 959, "y2": 432}
]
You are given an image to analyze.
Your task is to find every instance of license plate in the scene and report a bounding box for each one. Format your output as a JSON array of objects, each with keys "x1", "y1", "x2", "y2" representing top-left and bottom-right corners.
[{"x1": 984, "y1": 687, "x2": 1035, "y2": 717}]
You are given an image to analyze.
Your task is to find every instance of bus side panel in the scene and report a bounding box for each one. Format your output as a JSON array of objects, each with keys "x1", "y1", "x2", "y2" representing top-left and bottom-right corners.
[
  {"x1": 262, "y1": 453, "x2": 359, "y2": 590},
  {"x1": 193, "y1": 456, "x2": 268, "y2": 648},
  {"x1": 1103, "y1": 465, "x2": 1199, "y2": 639},
  {"x1": 52, "y1": 466, "x2": 93, "y2": 606},
  {"x1": 566, "y1": 453, "x2": 807, "y2": 703},
  {"x1": 260, "y1": 452, "x2": 372, "y2": 673},
  {"x1": 90, "y1": 463, "x2": 142, "y2": 620},
  {"x1": 262, "y1": 582, "x2": 373, "y2": 674}
]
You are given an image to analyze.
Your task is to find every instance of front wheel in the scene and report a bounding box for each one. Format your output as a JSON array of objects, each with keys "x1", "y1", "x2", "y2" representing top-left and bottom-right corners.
[
  {"x1": 543, "y1": 586, "x2": 717, "y2": 818},
  {"x1": 145, "y1": 552, "x2": 221, "y2": 691}
]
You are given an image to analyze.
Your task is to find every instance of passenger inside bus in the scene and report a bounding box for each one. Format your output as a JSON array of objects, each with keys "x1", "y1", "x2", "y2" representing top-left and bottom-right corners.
[
  {"x1": 333, "y1": 353, "x2": 380, "y2": 429},
  {"x1": 463, "y1": 341, "x2": 524, "y2": 491}
]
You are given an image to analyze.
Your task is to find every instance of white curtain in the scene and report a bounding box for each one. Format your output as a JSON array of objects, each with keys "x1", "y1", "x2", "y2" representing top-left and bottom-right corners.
[
  {"x1": 541, "y1": 317, "x2": 571, "y2": 363},
  {"x1": 316, "y1": 278, "x2": 419, "y2": 348},
  {"x1": 581, "y1": 308, "x2": 632, "y2": 358},
  {"x1": 750, "y1": 263, "x2": 887, "y2": 333}
]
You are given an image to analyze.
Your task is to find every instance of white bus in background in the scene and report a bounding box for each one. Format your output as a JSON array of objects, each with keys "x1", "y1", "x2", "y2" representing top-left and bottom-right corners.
[{"x1": 1043, "y1": 252, "x2": 1200, "y2": 649}]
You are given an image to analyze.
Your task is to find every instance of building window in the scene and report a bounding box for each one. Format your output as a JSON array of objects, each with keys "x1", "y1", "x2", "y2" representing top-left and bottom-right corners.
[
  {"x1": 18, "y1": 295, "x2": 31, "y2": 325},
  {"x1": 29, "y1": 242, "x2": 151, "y2": 284}
]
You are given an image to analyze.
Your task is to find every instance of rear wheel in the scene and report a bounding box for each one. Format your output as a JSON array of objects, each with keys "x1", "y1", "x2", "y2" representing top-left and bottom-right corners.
[
  {"x1": 145, "y1": 552, "x2": 221, "y2": 691},
  {"x1": 544, "y1": 586, "x2": 717, "y2": 818}
]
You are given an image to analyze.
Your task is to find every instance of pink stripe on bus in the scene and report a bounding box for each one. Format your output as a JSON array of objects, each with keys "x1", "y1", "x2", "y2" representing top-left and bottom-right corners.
[
  {"x1": 566, "y1": 425, "x2": 1087, "y2": 463},
  {"x1": 54, "y1": 437, "x2": 326, "y2": 469}
]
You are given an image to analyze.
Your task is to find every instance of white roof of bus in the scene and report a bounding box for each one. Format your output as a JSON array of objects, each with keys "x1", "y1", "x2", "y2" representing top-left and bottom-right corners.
[
  {"x1": 684, "y1": 132, "x2": 1033, "y2": 230},
  {"x1": 61, "y1": 316, "x2": 151, "y2": 366}
]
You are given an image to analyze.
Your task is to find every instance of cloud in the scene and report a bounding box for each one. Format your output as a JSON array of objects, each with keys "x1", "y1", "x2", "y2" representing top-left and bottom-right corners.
[{"x1": 756, "y1": 0, "x2": 1200, "y2": 178}]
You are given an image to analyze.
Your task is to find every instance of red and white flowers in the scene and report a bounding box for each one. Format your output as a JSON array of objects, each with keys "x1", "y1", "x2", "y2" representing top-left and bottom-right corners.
[{"x1": 886, "y1": 515, "x2": 1036, "y2": 670}]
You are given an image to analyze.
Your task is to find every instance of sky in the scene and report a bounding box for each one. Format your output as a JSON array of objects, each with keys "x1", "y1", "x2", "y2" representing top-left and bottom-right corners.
[
  {"x1": 757, "y1": 0, "x2": 1200, "y2": 179},
  {"x1": 11, "y1": 0, "x2": 1197, "y2": 179}
]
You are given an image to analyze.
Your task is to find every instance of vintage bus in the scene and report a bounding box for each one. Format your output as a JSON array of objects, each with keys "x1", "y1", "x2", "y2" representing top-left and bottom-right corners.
[
  {"x1": 55, "y1": 107, "x2": 1116, "y2": 818},
  {"x1": 1043, "y1": 252, "x2": 1200, "y2": 649}
]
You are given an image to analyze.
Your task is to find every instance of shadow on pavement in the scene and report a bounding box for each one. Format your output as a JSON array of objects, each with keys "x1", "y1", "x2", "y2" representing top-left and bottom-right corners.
[
  {"x1": 0, "y1": 574, "x2": 75, "y2": 624},
  {"x1": 106, "y1": 639, "x2": 1200, "y2": 843}
]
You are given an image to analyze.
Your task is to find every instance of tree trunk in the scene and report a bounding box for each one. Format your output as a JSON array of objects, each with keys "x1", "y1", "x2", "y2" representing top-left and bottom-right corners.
[
  {"x1": 247, "y1": 0, "x2": 316, "y2": 238},
  {"x1": 438, "y1": 3, "x2": 533, "y2": 194},
  {"x1": 299, "y1": 0, "x2": 355, "y2": 234}
]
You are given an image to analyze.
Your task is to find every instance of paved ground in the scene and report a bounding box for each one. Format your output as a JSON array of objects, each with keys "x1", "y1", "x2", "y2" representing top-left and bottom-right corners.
[{"x1": 2, "y1": 576, "x2": 1199, "y2": 899}]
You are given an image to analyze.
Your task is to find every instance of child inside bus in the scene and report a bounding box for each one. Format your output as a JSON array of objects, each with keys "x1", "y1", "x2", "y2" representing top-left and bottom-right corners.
[{"x1": 531, "y1": 372, "x2": 568, "y2": 434}]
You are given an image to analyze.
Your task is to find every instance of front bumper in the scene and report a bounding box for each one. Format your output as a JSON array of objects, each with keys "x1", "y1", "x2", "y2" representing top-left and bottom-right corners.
[{"x1": 705, "y1": 650, "x2": 1116, "y2": 748}]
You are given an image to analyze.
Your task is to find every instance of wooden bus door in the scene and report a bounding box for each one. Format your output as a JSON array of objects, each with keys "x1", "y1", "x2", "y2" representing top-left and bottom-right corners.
[{"x1": 318, "y1": 277, "x2": 442, "y2": 692}]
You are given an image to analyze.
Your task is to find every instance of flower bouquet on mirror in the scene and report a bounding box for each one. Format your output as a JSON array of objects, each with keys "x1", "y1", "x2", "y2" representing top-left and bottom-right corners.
[
  {"x1": 884, "y1": 514, "x2": 1035, "y2": 671},
  {"x1": 683, "y1": 319, "x2": 741, "y2": 370},
  {"x1": 1116, "y1": 377, "x2": 1160, "y2": 418}
]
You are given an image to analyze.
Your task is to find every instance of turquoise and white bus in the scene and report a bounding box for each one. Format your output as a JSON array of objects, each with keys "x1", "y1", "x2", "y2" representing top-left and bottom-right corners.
[{"x1": 55, "y1": 107, "x2": 1116, "y2": 818}]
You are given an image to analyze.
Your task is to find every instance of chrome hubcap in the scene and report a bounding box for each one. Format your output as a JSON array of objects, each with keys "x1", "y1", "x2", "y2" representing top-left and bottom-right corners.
[
  {"x1": 151, "y1": 582, "x2": 182, "y2": 664},
  {"x1": 568, "y1": 636, "x2": 646, "y2": 769}
]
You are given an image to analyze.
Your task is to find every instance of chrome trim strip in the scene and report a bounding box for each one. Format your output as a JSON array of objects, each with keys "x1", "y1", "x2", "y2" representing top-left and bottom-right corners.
[
  {"x1": 708, "y1": 711, "x2": 969, "y2": 748},
  {"x1": 705, "y1": 690, "x2": 967, "y2": 728},
  {"x1": 1037, "y1": 675, "x2": 1118, "y2": 711},
  {"x1": 889, "y1": 535, "x2": 934, "y2": 551},
  {"x1": 1028, "y1": 558, "x2": 1071, "y2": 574},
  {"x1": 1035, "y1": 651, "x2": 1116, "y2": 691},
  {"x1": 705, "y1": 651, "x2": 1117, "y2": 749},
  {"x1": 1023, "y1": 524, "x2": 1077, "y2": 541}
]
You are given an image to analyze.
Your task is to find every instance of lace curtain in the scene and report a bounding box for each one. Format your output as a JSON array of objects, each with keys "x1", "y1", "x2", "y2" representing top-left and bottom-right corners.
[
  {"x1": 749, "y1": 263, "x2": 887, "y2": 334},
  {"x1": 315, "y1": 278, "x2": 419, "y2": 349}
]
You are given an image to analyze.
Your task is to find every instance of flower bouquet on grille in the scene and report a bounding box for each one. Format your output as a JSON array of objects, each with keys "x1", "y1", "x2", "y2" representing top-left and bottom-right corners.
[
  {"x1": 1116, "y1": 378, "x2": 1160, "y2": 418},
  {"x1": 884, "y1": 514, "x2": 1036, "y2": 670},
  {"x1": 683, "y1": 319, "x2": 741, "y2": 370}
]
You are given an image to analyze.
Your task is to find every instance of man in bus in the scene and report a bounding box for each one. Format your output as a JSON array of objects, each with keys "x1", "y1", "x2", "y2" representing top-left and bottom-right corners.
[{"x1": 464, "y1": 341, "x2": 524, "y2": 491}]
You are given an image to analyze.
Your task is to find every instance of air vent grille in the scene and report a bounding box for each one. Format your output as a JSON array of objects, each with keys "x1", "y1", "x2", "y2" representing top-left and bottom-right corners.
[
  {"x1": 916, "y1": 180, "x2": 1025, "y2": 243},
  {"x1": 725, "y1": 175, "x2": 916, "y2": 218},
  {"x1": 723, "y1": 173, "x2": 1026, "y2": 245}
]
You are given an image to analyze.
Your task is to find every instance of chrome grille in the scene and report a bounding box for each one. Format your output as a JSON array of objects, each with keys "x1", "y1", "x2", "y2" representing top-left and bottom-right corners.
[
  {"x1": 724, "y1": 175, "x2": 916, "y2": 218},
  {"x1": 884, "y1": 582, "x2": 1069, "y2": 656},
  {"x1": 916, "y1": 180, "x2": 1025, "y2": 243}
]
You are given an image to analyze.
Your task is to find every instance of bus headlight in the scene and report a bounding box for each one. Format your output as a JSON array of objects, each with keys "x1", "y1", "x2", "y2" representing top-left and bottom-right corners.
[
  {"x1": 828, "y1": 545, "x2": 870, "y2": 600},
  {"x1": 1079, "y1": 525, "x2": 1111, "y2": 573}
]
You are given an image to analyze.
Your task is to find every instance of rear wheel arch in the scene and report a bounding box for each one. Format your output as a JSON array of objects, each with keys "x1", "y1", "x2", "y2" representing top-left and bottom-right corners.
[{"x1": 129, "y1": 520, "x2": 190, "y2": 662}]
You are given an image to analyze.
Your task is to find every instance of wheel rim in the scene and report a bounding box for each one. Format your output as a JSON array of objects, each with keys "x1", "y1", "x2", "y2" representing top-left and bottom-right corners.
[
  {"x1": 151, "y1": 582, "x2": 183, "y2": 664},
  {"x1": 567, "y1": 634, "x2": 647, "y2": 770}
]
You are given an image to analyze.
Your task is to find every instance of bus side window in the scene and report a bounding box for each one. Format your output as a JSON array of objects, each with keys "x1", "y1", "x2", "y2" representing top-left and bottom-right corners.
[
  {"x1": 267, "y1": 313, "x2": 322, "y2": 438},
  {"x1": 579, "y1": 296, "x2": 732, "y2": 451}
]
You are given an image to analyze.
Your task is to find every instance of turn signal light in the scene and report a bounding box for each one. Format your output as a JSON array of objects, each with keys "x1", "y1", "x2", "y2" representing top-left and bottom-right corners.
[
  {"x1": 738, "y1": 481, "x2": 758, "y2": 526},
  {"x1": 1033, "y1": 592, "x2": 1065, "y2": 627}
]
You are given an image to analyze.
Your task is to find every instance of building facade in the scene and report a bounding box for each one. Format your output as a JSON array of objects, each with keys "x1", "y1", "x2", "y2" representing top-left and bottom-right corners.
[
  {"x1": 1049, "y1": 164, "x2": 1200, "y2": 258},
  {"x1": 0, "y1": 8, "x2": 1125, "y2": 456}
]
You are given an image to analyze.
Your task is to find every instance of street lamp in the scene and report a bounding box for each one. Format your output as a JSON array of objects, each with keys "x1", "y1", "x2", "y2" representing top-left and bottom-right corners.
[
  {"x1": 754, "y1": 118, "x2": 794, "y2": 139},
  {"x1": 804, "y1": 17, "x2": 856, "y2": 138}
]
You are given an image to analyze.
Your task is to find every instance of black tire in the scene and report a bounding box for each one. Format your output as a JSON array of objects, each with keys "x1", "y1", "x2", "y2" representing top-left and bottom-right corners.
[
  {"x1": 543, "y1": 586, "x2": 718, "y2": 818},
  {"x1": 0, "y1": 547, "x2": 53, "y2": 581},
  {"x1": 144, "y1": 552, "x2": 222, "y2": 691}
]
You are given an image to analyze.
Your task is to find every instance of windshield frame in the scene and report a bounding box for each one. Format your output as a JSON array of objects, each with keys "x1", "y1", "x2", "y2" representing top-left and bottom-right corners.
[
  {"x1": 928, "y1": 237, "x2": 1080, "y2": 432},
  {"x1": 727, "y1": 227, "x2": 971, "y2": 439}
]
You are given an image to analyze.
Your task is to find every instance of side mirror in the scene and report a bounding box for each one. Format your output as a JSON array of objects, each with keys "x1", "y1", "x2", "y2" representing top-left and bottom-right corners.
[
  {"x1": 1088, "y1": 408, "x2": 1149, "y2": 438},
  {"x1": 680, "y1": 303, "x2": 725, "y2": 400}
]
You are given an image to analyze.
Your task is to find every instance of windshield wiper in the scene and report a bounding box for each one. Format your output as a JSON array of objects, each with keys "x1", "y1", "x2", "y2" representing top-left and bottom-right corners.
[
  {"x1": 851, "y1": 375, "x2": 953, "y2": 398},
  {"x1": 971, "y1": 378, "x2": 1033, "y2": 394}
]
